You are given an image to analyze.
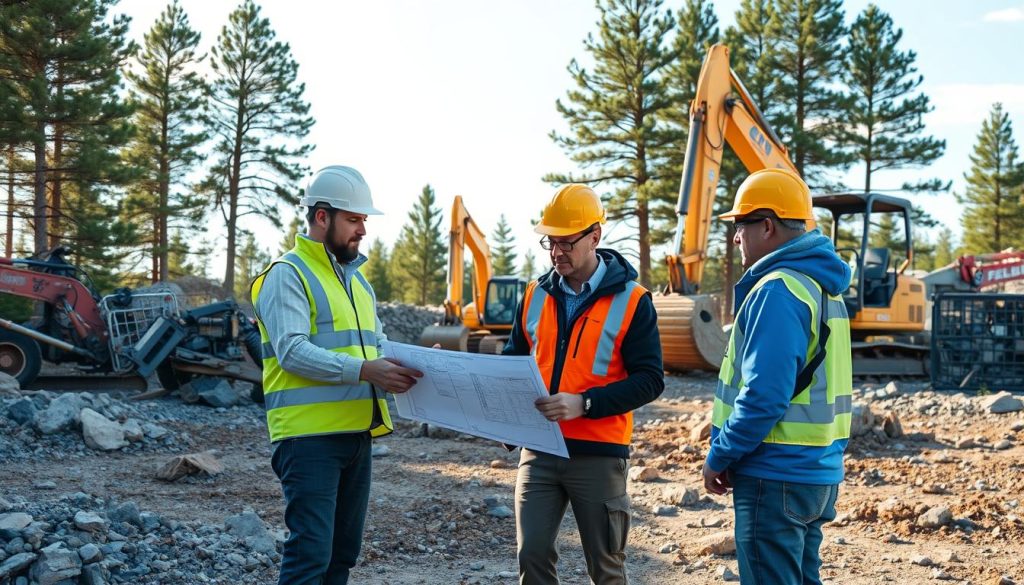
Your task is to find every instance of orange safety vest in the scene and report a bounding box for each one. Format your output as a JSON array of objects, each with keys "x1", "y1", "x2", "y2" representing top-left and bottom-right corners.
[{"x1": 520, "y1": 279, "x2": 647, "y2": 446}]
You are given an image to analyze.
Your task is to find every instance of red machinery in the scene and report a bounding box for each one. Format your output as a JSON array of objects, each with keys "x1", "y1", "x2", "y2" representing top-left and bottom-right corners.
[{"x1": 0, "y1": 247, "x2": 260, "y2": 390}]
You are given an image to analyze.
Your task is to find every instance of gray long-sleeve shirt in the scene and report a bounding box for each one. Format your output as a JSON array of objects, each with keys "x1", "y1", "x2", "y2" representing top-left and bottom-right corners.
[{"x1": 254, "y1": 238, "x2": 385, "y2": 385}]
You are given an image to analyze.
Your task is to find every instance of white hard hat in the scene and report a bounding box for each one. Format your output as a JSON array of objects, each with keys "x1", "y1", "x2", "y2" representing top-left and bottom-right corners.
[{"x1": 299, "y1": 165, "x2": 382, "y2": 215}]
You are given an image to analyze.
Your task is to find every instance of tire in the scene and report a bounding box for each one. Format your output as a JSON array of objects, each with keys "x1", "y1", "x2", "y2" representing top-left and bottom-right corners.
[{"x1": 0, "y1": 330, "x2": 43, "y2": 387}]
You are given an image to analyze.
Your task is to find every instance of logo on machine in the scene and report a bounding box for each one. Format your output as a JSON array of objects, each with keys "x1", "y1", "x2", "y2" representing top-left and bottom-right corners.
[
  {"x1": 0, "y1": 272, "x2": 26, "y2": 287},
  {"x1": 748, "y1": 126, "x2": 773, "y2": 157}
]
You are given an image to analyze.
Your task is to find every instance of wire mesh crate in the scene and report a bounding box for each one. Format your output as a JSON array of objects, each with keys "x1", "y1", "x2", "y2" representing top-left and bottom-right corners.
[
  {"x1": 100, "y1": 292, "x2": 181, "y2": 373},
  {"x1": 930, "y1": 293, "x2": 1024, "y2": 391}
]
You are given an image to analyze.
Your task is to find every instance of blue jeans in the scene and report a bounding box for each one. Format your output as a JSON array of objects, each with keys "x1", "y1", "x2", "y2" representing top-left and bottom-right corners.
[
  {"x1": 271, "y1": 433, "x2": 372, "y2": 585},
  {"x1": 731, "y1": 475, "x2": 838, "y2": 585}
]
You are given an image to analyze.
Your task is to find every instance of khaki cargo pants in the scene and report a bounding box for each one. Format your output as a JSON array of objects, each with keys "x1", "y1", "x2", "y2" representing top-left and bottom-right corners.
[{"x1": 515, "y1": 449, "x2": 631, "y2": 585}]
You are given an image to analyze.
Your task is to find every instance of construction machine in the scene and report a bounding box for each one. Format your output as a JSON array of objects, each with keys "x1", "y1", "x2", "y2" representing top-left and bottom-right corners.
[
  {"x1": 0, "y1": 246, "x2": 262, "y2": 392},
  {"x1": 419, "y1": 196, "x2": 527, "y2": 354},
  {"x1": 921, "y1": 250, "x2": 1024, "y2": 296},
  {"x1": 658, "y1": 43, "x2": 928, "y2": 377}
]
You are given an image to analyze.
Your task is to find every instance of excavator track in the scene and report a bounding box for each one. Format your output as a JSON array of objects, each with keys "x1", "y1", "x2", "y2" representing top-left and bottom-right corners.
[{"x1": 653, "y1": 294, "x2": 728, "y2": 372}]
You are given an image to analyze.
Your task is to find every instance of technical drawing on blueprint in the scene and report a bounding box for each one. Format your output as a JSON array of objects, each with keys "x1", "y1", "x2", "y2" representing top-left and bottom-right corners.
[{"x1": 382, "y1": 341, "x2": 568, "y2": 457}]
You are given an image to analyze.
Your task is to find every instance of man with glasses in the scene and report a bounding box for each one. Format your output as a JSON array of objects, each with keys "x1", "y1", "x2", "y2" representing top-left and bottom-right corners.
[
  {"x1": 502, "y1": 184, "x2": 664, "y2": 585},
  {"x1": 703, "y1": 169, "x2": 853, "y2": 585}
]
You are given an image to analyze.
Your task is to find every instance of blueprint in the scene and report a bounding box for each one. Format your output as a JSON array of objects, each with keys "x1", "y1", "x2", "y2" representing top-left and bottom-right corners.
[{"x1": 381, "y1": 340, "x2": 568, "y2": 458}]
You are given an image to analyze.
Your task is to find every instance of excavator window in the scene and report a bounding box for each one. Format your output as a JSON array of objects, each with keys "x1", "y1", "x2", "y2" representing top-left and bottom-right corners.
[
  {"x1": 484, "y1": 279, "x2": 524, "y2": 326},
  {"x1": 863, "y1": 247, "x2": 897, "y2": 307}
]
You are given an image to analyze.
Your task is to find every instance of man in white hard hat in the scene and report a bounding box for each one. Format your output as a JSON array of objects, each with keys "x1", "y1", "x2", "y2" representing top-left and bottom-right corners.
[{"x1": 251, "y1": 165, "x2": 423, "y2": 585}]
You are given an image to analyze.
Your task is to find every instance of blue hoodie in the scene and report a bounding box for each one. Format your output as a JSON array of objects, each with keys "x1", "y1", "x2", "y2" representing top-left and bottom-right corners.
[{"x1": 706, "y1": 229, "x2": 852, "y2": 485}]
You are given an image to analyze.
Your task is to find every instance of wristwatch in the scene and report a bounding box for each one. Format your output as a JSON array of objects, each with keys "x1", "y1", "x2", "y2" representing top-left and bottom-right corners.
[{"x1": 582, "y1": 393, "x2": 592, "y2": 417}]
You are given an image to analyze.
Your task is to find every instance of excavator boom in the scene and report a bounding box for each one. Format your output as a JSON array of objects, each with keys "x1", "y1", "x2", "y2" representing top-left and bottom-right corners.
[{"x1": 668, "y1": 44, "x2": 798, "y2": 295}]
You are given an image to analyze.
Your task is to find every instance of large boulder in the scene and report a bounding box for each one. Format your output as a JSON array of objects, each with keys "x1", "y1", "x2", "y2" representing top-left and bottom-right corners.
[
  {"x1": 983, "y1": 392, "x2": 1023, "y2": 414},
  {"x1": 29, "y1": 543, "x2": 81, "y2": 585},
  {"x1": 80, "y1": 408, "x2": 127, "y2": 451},
  {"x1": 224, "y1": 511, "x2": 276, "y2": 555},
  {"x1": 6, "y1": 397, "x2": 37, "y2": 426},
  {"x1": 36, "y1": 393, "x2": 84, "y2": 434}
]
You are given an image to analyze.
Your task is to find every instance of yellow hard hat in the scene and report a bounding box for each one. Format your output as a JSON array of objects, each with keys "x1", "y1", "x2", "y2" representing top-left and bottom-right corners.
[
  {"x1": 719, "y1": 168, "x2": 813, "y2": 221},
  {"x1": 535, "y1": 184, "x2": 607, "y2": 236}
]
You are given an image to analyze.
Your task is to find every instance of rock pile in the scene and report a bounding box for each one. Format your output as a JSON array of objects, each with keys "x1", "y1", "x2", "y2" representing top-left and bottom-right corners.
[
  {"x1": 0, "y1": 493, "x2": 279, "y2": 584},
  {"x1": 0, "y1": 389, "x2": 264, "y2": 463},
  {"x1": 377, "y1": 302, "x2": 444, "y2": 345}
]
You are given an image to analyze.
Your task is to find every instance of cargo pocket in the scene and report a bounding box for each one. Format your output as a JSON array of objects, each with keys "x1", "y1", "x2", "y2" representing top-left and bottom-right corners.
[
  {"x1": 783, "y1": 483, "x2": 831, "y2": 524},
  {"x1": 605, "y1": 494, "x2": 631, "y2": 554}
]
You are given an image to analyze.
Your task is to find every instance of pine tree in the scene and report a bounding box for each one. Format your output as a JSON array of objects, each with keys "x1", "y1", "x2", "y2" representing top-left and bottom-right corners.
[
  {"x1": 167, "y1": 228, "x2": 207, "y2": 278},
  {"x1": 124, "y1": 0, "x2": 209, "y2": 283},
  {"x1": 520, "y1": 249, "x2": 539, "y2": 282},
  {"x1": 769, "y1": 0, "x2": 851, "y2": 186},
  {"x1": 201, "y1": 0, "x2": 314, "y2": 293},
  {"x1": 362, "y1": 238, "x2": 393, "y2": 302},
  {"x1": 546, "y1": 0, "x2": 678, "y2": 288},
  {"x1": 956, "y1": 103, "x2": 1024, "y2": 253},
  {"x1": 491, "y1": 214, "x2": 517, "y2": 276},
  {"x1": 0, "y1": 0, "x2": 136, "y2": 258},
  {"x1": 392, "y1": 185, "x2": 447, "y2": 306},
  {"x1": 717, "y1": 0, "x2": 778, "y2": 313},
  {"x1": 933, "y1": 227, "x2": 954, "y2": 268},
  {"x1": 653, "y1": 0, "x2": 719, "y2": 245},
  {"x1": 234, "y1": 231, "x2": 271, "y2": 300},
  {"x1": 278, "y1": 212, "x2": 303, "y2": 255},
  {"x1": 844, "y1": 5, "x2": 945, "y2": 193}
]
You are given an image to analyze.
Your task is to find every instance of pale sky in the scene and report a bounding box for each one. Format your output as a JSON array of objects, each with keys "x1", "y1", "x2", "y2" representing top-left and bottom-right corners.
[{"x1": 115, "y1": 0, "x2": 1024, "y2": 276}]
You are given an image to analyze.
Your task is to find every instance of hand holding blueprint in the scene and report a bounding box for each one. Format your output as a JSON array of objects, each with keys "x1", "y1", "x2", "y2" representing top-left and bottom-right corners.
[{"x1": 381, "y1": 340, "x2": 568, "y2": 458}]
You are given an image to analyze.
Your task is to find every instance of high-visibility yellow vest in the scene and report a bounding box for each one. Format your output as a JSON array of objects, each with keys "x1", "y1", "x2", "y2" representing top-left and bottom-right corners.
[
  {"x1": 712, "y1": 268, "x2": 853, "y2": 446},
  {"x1": 251, "y1": 236, "x2": 392, "y2": 442}
]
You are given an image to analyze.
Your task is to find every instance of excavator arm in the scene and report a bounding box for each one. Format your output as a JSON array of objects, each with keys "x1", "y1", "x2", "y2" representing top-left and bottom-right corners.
[
  {"x1": 442, "y1": 195, "x2": 494, "y2": 327},
  {"x1": 667, "y1": 43, "x2": 799, "y2": 294}
]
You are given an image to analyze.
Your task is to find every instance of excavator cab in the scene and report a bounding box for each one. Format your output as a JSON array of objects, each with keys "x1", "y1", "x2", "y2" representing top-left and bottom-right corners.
[
  {"x1": 812, "y1": 193, "x2": 926, "y2": 334},
  {"x1": 483, "y1": 276, "x2": 527, "y2": 326}
]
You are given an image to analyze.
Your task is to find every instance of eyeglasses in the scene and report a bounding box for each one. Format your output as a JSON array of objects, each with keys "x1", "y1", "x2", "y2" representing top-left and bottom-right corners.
[
  {"x1": 733, "y1": 215, "x2": 771, "y2": 227},
  {"x1": 539, "y1": 228, "x2": 595, "y2": 252}
]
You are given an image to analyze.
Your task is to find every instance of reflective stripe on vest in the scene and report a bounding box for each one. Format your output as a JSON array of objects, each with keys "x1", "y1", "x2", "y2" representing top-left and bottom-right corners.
[
  {"x1": 251, "y1": 236, "x2": 392, "y2": 442},
  {"x1": 520, "y1": 278, "x2": 647, "y2": 445},
  {"x1": 712, "y1": 268, "x2": 853, "y2": 447}
]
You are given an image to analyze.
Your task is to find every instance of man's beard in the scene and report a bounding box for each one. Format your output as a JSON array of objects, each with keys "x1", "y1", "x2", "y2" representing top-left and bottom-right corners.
[
  {"x1": 331, "y1": 241, "x2": 359, "y2": 263},
  {"x1": 325, "y1": 218, "x2": 360, "y2": 263}
]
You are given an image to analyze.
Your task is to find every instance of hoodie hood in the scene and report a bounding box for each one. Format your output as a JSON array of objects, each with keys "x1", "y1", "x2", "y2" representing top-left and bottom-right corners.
[
  {"x1": 537, "y1": 248, "x2": 638, "y2": 297},
  {"x1": 734, "y1": 228, "x2": 851, "y2": 313}
]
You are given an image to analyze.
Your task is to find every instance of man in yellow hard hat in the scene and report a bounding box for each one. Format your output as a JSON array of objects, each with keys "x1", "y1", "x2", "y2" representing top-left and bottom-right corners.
[
  {"x1": 702, "y1": 168, "x2": 853, "y2": 585},
  {"x1": 502, "y1": 184, "x2": 665, "y2": 585}
]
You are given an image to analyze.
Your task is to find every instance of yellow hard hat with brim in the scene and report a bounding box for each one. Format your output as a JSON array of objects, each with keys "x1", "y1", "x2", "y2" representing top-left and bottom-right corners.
[
  {"x1": 535, "y1": 184, "x2": 607, "y2": 237},
  {"x1": 719, "y1": 168, "x2": 813, "y2": 221}
]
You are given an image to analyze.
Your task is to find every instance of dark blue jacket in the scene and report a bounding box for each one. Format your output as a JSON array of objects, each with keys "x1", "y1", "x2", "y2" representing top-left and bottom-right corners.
[{"x1": 504, "y1": 248, "x2": 665, "y2": 458}]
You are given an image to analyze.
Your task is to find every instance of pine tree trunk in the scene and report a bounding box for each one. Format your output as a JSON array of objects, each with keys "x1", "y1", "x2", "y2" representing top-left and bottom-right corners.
[
  {"x1": 49, "y1": 124, "x2": 63, "y2": 250},
  {"x1": 6, "y1": 146, "x2": 14, "y2": 257},
  {"x1": 33, "y1": 123, "x2": 47, "y2": 255},
  {"x1": 637, "y1": 200, "x2": 650, "y2": 288},
  {"x1": 158, "y1": 118, "x2": 170, "y2": 282}
]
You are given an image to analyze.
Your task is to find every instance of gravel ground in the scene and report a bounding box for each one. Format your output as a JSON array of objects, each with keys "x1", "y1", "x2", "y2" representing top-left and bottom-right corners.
[{"x1": 1, "y1": 371, "x2": 1022, "y2": 584}]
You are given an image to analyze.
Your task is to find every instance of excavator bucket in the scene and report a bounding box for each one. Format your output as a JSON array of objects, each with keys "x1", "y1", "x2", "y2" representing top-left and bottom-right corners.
[
  {"x1": 653, "y1": 294, "x2": 728, "y2": 372},
  {"x1": 419, "y1": 324, "x2": 471, "y2": 352}
]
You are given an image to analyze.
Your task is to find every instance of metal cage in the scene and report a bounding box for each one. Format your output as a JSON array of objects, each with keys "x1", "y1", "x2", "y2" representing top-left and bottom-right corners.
[
  {"x1": 930, "y1": 293, "x2": 1024, "y2": 391},
  {"x1": 100, "y1": 292, "x2": 180, "y2": 373}
]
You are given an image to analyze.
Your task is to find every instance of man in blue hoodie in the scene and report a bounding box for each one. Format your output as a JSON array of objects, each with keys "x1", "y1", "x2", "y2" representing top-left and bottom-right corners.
[{"x1": 702, "y1": 169, "x2": 853, "y2": 585}]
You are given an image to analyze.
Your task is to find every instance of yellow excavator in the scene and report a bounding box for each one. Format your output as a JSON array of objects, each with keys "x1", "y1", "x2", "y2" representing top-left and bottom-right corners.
[
  {"x1": 658, "y1": 43, "x2": 928, "y2": 376},
  {"x1": 419, "y1": 195, "x2": 527, "y2": 354}
]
